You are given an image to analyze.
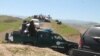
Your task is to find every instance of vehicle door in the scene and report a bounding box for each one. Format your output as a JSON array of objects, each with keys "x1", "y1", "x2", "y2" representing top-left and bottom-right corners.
[
  {"x1": 37, "y1": 31, "x2": 52, "y2": 46},
  {"x1": 51, "y1": 33, "x2": 66, "y2": 48}
]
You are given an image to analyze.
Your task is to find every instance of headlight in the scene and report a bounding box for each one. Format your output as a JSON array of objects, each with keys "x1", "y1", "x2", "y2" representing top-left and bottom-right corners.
[
  {"x1": 8, "y1": 34, "x2": 13, "y2": 42},
  {"x1": 56, "y1": 41, "x2": 61, "y2": 45}
]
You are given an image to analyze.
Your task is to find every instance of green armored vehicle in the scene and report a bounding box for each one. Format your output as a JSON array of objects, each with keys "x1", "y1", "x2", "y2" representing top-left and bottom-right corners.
[{"x1": 5, "y1": 29, "x2": 78, "y2": 53}]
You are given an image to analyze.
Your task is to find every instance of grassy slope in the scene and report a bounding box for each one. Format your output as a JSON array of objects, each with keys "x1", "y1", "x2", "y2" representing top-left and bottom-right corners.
[
  {"x1": 0, "y1": 21, "x2": 21, "y2": 32},
  {"x1": 51, "y1": 21, "x2": 80, "y2": 42},
  {"x1": 0, "y1": 15, "x2": 22, "y2": 32}
]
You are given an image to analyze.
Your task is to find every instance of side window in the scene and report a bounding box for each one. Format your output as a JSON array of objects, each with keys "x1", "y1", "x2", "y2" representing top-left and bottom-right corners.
[
  {"x1": 39, "y1": 32, "x2": 50, "y2": 39},
  {"x1": 84, "y1": 28, "x2": 100, "y2": 37}
]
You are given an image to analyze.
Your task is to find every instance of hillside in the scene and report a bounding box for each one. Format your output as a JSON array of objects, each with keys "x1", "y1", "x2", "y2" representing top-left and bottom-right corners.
[
  {"x1": 62, "y1": 20, "x2": 100, "y2": 33},
  {"x1": 0, "y1": 15, "x2": 22, "y2": 43},
  {"x1": 0, "y1": 15, "x2": 22, "y2": 32},
  {"x1": 51, "y1": 21, "x2": 80, "y2": 43},
  {"x1": 0, "y1": 15, "x2": 21, "y2": 22}
]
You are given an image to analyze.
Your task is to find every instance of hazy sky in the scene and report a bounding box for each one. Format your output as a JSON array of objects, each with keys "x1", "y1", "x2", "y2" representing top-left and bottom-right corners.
[{"x1": 0, "y1": 0, "x2": 100, "y2": 23}]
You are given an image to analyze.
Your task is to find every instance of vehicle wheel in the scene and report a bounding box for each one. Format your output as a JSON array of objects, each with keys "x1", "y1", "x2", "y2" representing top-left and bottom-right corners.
[
  {"x1": 67, "y1": 48, "x2": 74, "y2": 55},
  {"x1": 5, "y1": 33, "x2": 14, "y2": 43},
  {"x1": 5, "y1": 33, "x2": 9, "y2": 42}
]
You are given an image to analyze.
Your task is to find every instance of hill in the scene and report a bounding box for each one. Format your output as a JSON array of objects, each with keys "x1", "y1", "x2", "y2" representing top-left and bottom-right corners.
[
  {"x1": 0, "y1": 15, "x2": 22, "y2": 22},
  {"x1": 51, "y1": 21, "x2": 80, "y2": 43},
  {"x1": 0, "y1": 15, "x2": 22, "y2": 42},
  {"x1": 51, "y1": 21, "x2": 79, "y2": 36},
  {"x1": 61, "y1": 20, "x2": 100, "y2": 33},
  {"x1": 0, "y1": 15, "x2": 22, "y2": 32},
  {"x1": 62, "y1": 20, "x2": 99, "y2": 28}
]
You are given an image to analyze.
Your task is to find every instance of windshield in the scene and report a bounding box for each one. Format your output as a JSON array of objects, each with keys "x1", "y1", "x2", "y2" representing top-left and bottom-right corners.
[
  {"x1": 34, "y1": 21, "x2": 39, "y2": 23},
  {"x1": 85, "y1": 27, "x2": 100, "y2": 37}
]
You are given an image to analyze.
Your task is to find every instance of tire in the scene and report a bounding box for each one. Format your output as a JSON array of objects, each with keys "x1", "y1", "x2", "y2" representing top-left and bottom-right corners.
[
  {"x1": 67, "y1": 48, "x2": 74, "y2": 55},
  {"x1": 5, "y1": 33, "x2": 14, "y2": 43},
  {"x1": 5, "y1": 33, "x2": 9, "y2": 42}
]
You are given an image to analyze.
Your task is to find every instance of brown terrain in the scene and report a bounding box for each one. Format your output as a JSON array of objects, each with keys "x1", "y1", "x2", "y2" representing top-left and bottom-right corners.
[{"x1": 0, "y1": 44, "x2": 66, "y2": 56}]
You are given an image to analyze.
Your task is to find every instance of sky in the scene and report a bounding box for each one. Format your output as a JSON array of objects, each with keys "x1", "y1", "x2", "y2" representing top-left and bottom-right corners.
[{"x1": 0, "y1": 0, "x2": 100, "y2": 23}]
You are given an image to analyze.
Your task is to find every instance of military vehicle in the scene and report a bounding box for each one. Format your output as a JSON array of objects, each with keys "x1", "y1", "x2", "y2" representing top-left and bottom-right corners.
[{"x1": 5, "y1": 29, "x2": 78, "y2": 54}]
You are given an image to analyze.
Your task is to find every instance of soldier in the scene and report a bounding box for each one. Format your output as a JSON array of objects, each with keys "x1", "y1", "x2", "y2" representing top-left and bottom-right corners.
[
  {"x1": 28, "y1": 21, "x2": 37, "y2": 36},
  {"x1": 21, "y1": 20, "x2": 27, "y2": 33}
]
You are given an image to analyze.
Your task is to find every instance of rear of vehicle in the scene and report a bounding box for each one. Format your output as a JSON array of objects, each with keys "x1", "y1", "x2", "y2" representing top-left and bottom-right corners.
[
  {"x1": 70, "y1": 26, "x2": 100, "y2": 56},
  {"x1": 80, "y1": 26, "x2": 100, "y2": 52},
  {"x1": 44, "y1": 18, "x2": 51, "y2": 22}
]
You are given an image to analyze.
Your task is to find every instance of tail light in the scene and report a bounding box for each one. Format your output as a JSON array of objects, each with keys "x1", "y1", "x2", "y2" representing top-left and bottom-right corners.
[{"x1": 79, "y1": 38, "x2": 83, "y2": 48}]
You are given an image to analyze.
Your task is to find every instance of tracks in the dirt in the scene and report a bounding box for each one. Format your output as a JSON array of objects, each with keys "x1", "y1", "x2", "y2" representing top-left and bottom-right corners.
[
  {"x1": 0, "y1": 44, "x2": 12, "y2": 56},
  {"x1": 0, "y1": 44, "x2": 67, "y2": 56}
]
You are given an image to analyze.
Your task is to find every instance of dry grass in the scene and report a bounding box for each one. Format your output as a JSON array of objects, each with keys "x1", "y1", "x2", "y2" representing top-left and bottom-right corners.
[
  {"x1": 0, "y1": 44, "x2": 66, "y2": 56},
  {"x1": 51, "y1": 21, "x2": 80, "y2": 43}
]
